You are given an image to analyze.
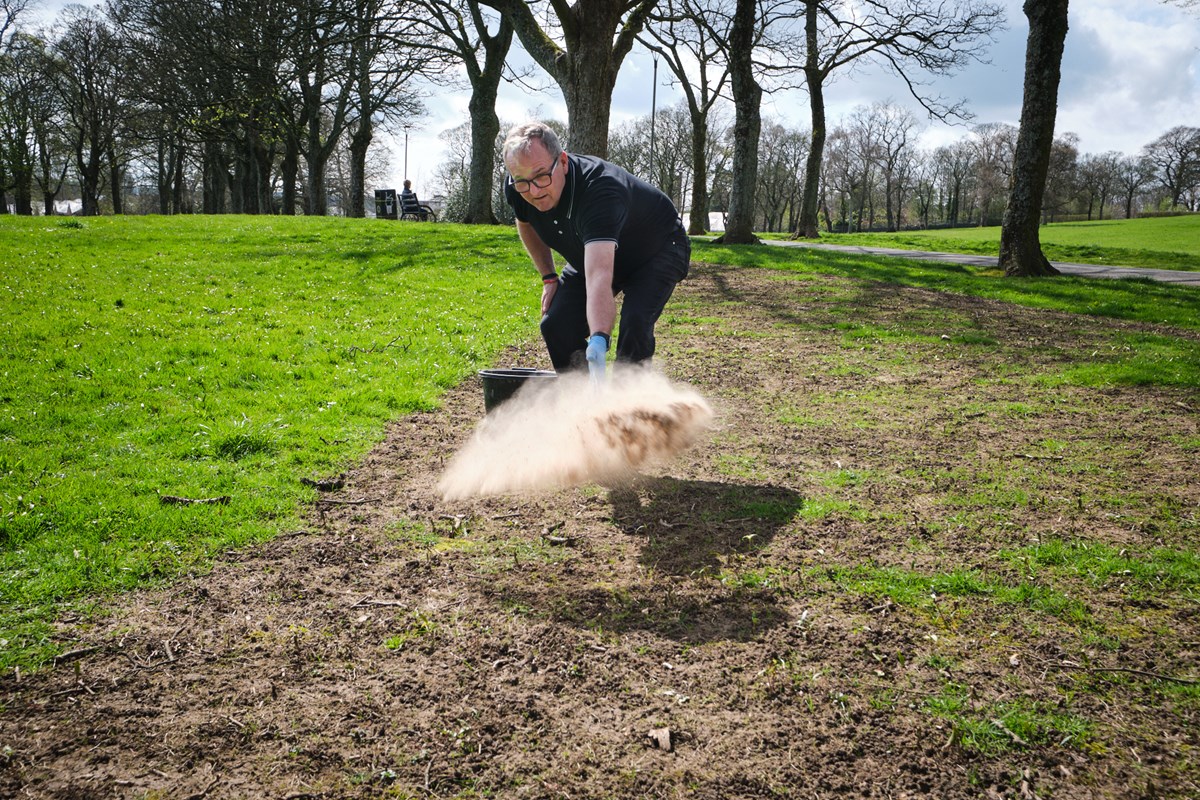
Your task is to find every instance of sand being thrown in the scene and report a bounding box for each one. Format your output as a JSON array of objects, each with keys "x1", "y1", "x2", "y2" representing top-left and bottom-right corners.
[{"x1": 438, "y1": 368, "x2": 714, "y2": 500}]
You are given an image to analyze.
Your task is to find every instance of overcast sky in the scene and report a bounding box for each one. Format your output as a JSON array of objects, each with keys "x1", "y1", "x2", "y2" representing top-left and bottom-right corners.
[{"x1": 28, "y1": 0, "x2": 1200, "y2": 197}]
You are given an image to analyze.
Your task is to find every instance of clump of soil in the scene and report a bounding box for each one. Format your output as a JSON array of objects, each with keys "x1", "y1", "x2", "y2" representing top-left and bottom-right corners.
[{"x1": 1, "y1": 262, "x2": 1197, "y2": 799}]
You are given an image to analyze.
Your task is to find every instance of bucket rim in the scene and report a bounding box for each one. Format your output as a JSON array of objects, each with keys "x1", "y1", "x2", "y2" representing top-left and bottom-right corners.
[{"x1": 478, "y1": 367, "x2": 558, "y2": 379}]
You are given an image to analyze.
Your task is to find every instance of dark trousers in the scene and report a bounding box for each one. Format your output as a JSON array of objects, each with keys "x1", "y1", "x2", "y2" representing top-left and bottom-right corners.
[{"x1": 540, "y1": 227, "x2": 690, "y2": 372}]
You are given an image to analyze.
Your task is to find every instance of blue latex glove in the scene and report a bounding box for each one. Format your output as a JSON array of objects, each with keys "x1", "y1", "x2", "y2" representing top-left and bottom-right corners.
[{"x1": 585, "y1": 333, "x2": 609, "y2": 383}]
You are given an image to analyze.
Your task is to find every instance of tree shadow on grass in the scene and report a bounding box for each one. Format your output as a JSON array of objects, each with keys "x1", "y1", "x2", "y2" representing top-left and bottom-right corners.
[{"x1": 494, "y1": 477, "x2": 808, "y2": 644}]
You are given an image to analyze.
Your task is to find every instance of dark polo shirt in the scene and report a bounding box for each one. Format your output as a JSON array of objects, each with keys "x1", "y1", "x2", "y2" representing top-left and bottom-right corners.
[{"x1": 505, "y1": 154, "x2": 682, "y2": 284}]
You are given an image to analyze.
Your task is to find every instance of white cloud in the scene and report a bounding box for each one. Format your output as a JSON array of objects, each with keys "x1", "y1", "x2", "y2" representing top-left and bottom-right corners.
[{"x1": 1055, "y1": 2, "x2": 1200, "y2": 153}]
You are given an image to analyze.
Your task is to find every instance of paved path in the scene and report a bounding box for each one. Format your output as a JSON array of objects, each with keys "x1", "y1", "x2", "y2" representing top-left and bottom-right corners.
[{"x1": 762, "y1": 239, "x2": 1200, "y2": 288}]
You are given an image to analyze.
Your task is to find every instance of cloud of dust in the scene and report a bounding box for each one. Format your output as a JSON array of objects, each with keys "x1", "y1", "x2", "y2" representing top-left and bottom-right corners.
[{"x1": 438, "y1": 367, "x2": 714, "y2": 501}]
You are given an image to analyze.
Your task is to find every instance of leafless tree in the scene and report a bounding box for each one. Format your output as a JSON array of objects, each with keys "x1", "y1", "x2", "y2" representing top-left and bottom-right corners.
[
  {"x1": 795, "y1": 0, "x2": 1004, "y2": 239},
  {"x1": 843, "y1": 107, "x2": 881, "y2": 230},
  {"x1": 477, "y1": 0, "x2": 659, "y2": 157},
  {"x1": 707, "y1": 0, "x2": 805, "y2": 243},
  {"x1": 291, "y1": 0, "x2": 358, "y2": 216},
  {"x1": 908, "y1": 149, "x2": 938, "y2": 229},
  {"x1": 1142, "y1": 125, "x2": 1200, "y2": 210},
  {"x1": 1114, "y1": 153, "x2": 1156, "y2": 219},
  {"x1": 0, "y1": 0, "x2": 30, "y2": 44},
  {"x1": 329, "y1": 115, "x2": 392, "y2": 214},
  {"x1": 609, "y1": 101, "x2": 694, "y2": 206},
  {"x1": 1040, "y1": 131, "x2": 1078, "y2": 223},
  {"x1": 52, "y1": 6, "x2": 128, "y2": 215},
  {"x1": 343, "y1": 0, "x2": 433, "y2": 218},
  {"x1": 820, "y1": 126, "x2": 858, "y2": 232},
  {"x1": 432, "y1": 120, "x2": 472, "y2": 216},
  {"x1": 858, "y1": 101, "x2": 920, "y2": 231},
  {"x1": 401, "y1": 0, "x2": 514, "y2": 223},
  {"x1": 1076, "y1": 151, "x2": 1120, "y2": 220},
  {"x1": 718, "y1": 0, "x2": 763, "y2": 243},
  {"x1": 934, "y1": 140, "x2": 975, "y2": 226},
  {"x1": 638, "y1": 0, "x2": 732, "y2": 234},
  {"x1": 968, "y1": 122, "x2": 1016, "y2": 226},
  {"x1": 999, "y1": 0, "x2": 1068, "y2": 277},
  {"x1": 754, "y1": 120, "x2": 808, "y2": 232}
]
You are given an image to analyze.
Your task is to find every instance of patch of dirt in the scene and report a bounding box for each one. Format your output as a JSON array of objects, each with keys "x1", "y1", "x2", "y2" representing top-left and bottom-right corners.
[{"x1": 2, "y1": 263, "x2": 1198, "y2": 799}]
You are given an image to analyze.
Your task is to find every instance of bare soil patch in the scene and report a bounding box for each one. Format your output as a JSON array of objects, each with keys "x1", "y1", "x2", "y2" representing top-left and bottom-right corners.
[{"x1": 2, "y1": 263, "x2": 1198, "y2": 799}]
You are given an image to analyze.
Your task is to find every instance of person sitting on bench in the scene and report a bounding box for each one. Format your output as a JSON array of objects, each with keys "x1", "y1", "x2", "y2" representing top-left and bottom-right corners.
[{"x1": 400, "y1": 180, "x2": 435, "y2": 221}]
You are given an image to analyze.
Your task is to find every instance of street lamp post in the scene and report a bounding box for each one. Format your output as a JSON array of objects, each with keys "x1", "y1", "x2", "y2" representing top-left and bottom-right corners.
[{"x1": 403, "y1": 123, "x2": 412, "y2": 181}]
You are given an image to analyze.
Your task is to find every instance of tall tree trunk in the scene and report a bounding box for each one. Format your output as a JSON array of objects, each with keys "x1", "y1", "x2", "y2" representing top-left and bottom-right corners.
[
  {"x1": 999, "y1": 0, "x2": 1068, "y2": 278},
  {"x1": 78, "y1": 145, "x2": 103, "y2": 216},
  {"x1": 464, "y1": 87, "x2": 501, "y2": 224},
  {"x1": 12, "y1": 162, "x2": 33, "y2": 215},
  {"x1": 170, "y1": 143, "x2": 185, "y2": 214},
  {"x1": 687, "y1": 107, "x2": 709, "y2": 235},
  {"x1": 109, "y1": 158, "x2": 123, "y2": 214},
  {"x1": 203, "y1": 141, "x2": 228, "y2": 214},
  {"x1": 717, "y1": 0, "x2": 761, "y2": 245},
  {"x1": 797, "y1": 1, "x2": 823, "y2": 239},
  {"x1": 483, "y1": 0, "x2": 655, "y2": 158},
  {"x1": 38, "y1": 139, "x2": 58, "y2": 215},
  {"x1": 885, "y1": 174, "x2": 896, "y2": 231},
  {"x1": 555, "y1": 31, "x2": 618, "y2": 156},
  {"x1": 280, "y1": 134, "x2": 300, "y2": 216},
  {"x1": 459, "y1": 10, "x2": 512, "y2": 224},
  {"x1": 348, "y1": 119, "x2": 371, "y2": 219},
  {"x1": 40, "y1": 161, "x2": 56, "y2": 215},
  {"x1": 231, "y1": 151, "x2": 247, "y2": 214},
  {"x1": 255, "y1": 137, "x2": 274, "y2": 214},
  {"x1": 157, "y1": 138, "x2": 170, "y2": 214},
  {"x1": 305, "y1": 122, "x2": 328, "y2": 216}
]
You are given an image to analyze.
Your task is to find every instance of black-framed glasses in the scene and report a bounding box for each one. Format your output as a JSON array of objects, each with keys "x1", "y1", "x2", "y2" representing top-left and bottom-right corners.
[{"x1": 510, "y1": 158, "x2": 559, "y2": 193}]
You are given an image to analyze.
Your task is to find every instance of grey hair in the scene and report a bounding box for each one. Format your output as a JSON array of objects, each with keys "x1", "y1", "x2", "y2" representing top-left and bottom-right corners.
[{"x1": 502, "y1": 122, "x2": 563, "y2": 163}]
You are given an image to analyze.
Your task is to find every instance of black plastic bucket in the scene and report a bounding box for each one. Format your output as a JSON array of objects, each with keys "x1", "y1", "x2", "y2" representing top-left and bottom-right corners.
[{"x1": 479, "y1": 368, "x2": 557, "y2": 412}]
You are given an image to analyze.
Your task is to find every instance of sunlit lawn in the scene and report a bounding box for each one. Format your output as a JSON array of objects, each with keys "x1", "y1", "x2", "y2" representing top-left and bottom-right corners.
[
  {"x1": 2, "y1": 214, "x2": 1198, "y2": 673},
  {"x1": 0, "y1": 214, "x2": 535, "y2": 668},
  {"x1": 807, "y1": 214, "x2": 1200, "y2": 272}
]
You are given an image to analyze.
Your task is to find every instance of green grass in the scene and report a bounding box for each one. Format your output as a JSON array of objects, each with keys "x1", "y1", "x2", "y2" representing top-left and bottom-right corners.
[
  {"x1": 1044, "y1": 332, "x2": 1200, "y2": 388},
  {"x1": 4, "y1": 215, "x2": 1200, "y2": 673},
  {"x1": 810, "y1": 215, "x2": 1200, "y2": 272},
  {"x1": 695, "y1": 237, "x2": 1200, "y2": 394},
  {"x1": 1004, "y1": 538, "x2": 1200, "y2": 592},
  {"x1": 924, "y1": 683, "x2": 1094, "y2": 755},
  {"x1": 0, "y1": 214, "x2": 537, "y2": 669},
  {"x1": 692, "y1": 239, "x2": 1200, "y2": 336},
  {"x1": 823, "y1": 564, "x2": 1091, "y2": 624}
]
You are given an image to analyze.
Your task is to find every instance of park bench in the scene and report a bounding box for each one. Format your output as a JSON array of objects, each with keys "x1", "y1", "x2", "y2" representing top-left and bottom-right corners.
[{"x1": 400, "y1": 192, "x2": 437, "y2": 222}]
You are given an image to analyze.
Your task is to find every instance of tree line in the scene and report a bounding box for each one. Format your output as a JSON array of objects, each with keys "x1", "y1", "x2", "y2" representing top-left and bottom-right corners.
[
  {"x1": 569, "y1": 101, "x2": 1198, "y2": 235},
  {"x1": 2, "y1": 0, "x2": 1197, "y2": 236},
  {"x1": 0, "y1": 0, "x2": 438, "y2": 217}
]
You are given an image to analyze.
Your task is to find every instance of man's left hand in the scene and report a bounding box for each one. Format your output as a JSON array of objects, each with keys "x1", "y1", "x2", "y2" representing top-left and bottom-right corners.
[{"x1": 585, "y1": 333, "x2": 609, "y2": 382}]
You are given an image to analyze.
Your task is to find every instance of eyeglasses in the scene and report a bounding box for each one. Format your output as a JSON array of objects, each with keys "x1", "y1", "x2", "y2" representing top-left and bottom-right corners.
[{"x1": 510, "y1": 158, "x2": 559, "y2": 193}]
